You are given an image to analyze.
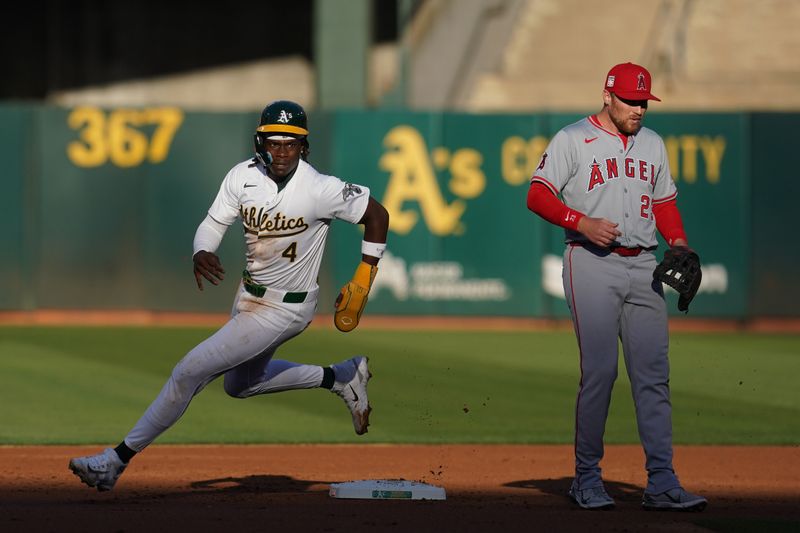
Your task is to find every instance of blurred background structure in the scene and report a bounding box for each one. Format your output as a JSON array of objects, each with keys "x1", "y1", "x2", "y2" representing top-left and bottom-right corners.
[
  {"x1": 4, "y1": 0, "x2": 800, "y2": 112},
  {"x1": 1, "y1": 0, "x2": 798, "y2": 321}
]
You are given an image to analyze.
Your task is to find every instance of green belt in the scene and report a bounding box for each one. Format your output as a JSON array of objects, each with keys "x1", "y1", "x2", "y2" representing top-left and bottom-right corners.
[{"x1": 242, "y1": 270, "x2": 308, "y2": 303}]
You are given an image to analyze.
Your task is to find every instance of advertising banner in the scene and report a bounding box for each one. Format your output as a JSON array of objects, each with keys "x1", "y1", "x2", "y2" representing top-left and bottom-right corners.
[
  {"x1": 330, "y1": 111, "x2": 748, "y2": 317},
  {"x1": 0, "y1": 105, "x2": 775, "y2": 318}
]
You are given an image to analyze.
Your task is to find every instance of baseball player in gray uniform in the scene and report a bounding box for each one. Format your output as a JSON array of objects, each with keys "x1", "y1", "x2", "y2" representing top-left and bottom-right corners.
[
  {"x1": 69, "y1": 100, "x2": 390, "y2": 492},
  {"x1": 527, "y1": 63, "x2": 707, "y2": 512}
]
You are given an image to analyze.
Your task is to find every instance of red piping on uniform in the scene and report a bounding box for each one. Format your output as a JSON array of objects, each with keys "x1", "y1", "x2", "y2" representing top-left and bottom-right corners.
[
  {"x1": 588, "y1": 114, "x2": 630, "y2": 149},
  {"x1": 588, "y1": 115, "x2": 618, "y2": 137},
  {"x1": 568, "y1": 245, "x2": 584, "y2": 460},
  {"x1": 530, "y1": 176, "x2": 559, "y2": 196},
  {"x1": 652, "y1": 191, "x2": 678, "y2": 205}
]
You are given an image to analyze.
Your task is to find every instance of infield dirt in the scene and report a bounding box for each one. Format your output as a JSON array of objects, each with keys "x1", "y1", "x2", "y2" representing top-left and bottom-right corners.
[{"x1": 2, "y1": 444, "x2": 798, "y2": 532}]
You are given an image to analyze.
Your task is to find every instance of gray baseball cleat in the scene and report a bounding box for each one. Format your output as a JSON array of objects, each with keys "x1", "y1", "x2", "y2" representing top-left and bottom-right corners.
[
  {"x1": 568, "y1": 483, "x2": 615, "y2": 510},
  {"x1": 642, "y1": 487, "x2": 707, "y2": 511},
  {"x1": 69, "y1": 448, "x2": 128, "y2": 492},
  {"x1": 331, "y1": 356, "x2": 372, "y2": 435}
]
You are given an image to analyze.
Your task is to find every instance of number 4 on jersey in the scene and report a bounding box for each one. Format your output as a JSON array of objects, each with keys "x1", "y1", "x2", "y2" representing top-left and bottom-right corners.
[{"x1": 282, "y1": 242, "x2": 298, "y2": 262}]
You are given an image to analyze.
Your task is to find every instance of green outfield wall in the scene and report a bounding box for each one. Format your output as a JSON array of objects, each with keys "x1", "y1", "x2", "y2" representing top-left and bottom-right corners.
[
  {"x1": 0, "y1": 104, "x2": 795, "y2": 318},
  {"x1": 750, "y1": 113, "x2": 800, "y2": 316}
]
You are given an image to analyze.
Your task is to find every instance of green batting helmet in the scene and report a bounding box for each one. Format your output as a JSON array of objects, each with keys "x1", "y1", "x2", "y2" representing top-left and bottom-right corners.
[
  {"x1": 253, "y1": 100, "x2": 310, "y2": 167},
  {"x1": 256, "y1": 100, "x2": 308, "y2": 137}
]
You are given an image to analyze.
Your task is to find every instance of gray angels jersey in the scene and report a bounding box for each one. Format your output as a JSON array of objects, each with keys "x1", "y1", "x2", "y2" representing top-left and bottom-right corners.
[
  {"x1": 531, "y1": 115, "x2": 677, "y2": 248},
  {"x1": 208, "y1": 158, "x2": 370, "y2": 291}
]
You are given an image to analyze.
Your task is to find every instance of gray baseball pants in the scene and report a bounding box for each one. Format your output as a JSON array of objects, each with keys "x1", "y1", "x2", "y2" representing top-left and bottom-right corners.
[{"x1": 562, "y1": 244, "x2": 681, "y2": 494}]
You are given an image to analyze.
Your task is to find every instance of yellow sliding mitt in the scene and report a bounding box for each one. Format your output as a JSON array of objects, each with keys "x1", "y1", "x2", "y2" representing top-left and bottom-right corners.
[{"x1": 334, "y1": 262, "x2": 378, "y2": 332}]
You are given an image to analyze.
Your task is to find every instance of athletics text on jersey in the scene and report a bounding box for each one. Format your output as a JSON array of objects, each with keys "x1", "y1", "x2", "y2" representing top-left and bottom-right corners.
[{"x1": 207, "y1": 159, "x2": 370, "y2": 291}]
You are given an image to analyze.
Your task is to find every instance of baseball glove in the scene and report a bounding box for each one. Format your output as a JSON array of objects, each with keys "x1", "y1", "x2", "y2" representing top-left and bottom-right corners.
[{"x1": 653, "y1": 246, "x2": 702, "y2": 313}]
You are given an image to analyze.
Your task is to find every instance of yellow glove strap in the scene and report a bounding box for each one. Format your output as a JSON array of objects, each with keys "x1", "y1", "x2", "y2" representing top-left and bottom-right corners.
[{"x1": 353, "y1": 261, "x2": 378, "y2": 288}]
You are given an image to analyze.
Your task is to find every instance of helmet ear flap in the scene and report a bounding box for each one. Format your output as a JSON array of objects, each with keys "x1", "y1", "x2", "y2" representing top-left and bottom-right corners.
[{"x1": 253, "y1": 132, "x2": 273, "y2": 167}]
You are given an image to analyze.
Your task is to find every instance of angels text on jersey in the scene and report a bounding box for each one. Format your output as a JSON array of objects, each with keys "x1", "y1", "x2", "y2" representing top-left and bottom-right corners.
[{"x1": 586, "y1": 156, "x2": 657, "y2": 192}]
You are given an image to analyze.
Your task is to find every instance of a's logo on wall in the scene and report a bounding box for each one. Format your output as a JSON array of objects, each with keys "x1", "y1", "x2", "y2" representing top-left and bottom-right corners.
[
  {"x1": 379, "y1": 125, "x2": 486, "y2": 236},
  {"x1": 277, "y1": 110, "x2": 292, "y2": 123}
]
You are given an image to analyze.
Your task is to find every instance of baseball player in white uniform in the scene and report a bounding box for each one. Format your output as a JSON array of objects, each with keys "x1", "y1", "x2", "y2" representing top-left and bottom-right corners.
[
  {"x1": 69, "y1": 100, "x2": 390, "y2": 492},
  {"x1": 527, "y1": 63, "x2": 707, "y2": 512}
]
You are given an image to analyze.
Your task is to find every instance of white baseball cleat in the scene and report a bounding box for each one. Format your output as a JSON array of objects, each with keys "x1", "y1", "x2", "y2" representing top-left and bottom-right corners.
[
  {"x1": 331, "y1": 356, "x2": 372, "y2": 435},
  {"x1": 69, "y1": 448, "x2": 128, "y2": 492}
]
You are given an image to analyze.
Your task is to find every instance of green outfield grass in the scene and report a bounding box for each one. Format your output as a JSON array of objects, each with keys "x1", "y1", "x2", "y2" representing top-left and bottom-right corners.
[{"x1": 0, "y1": 326, "x2": 797, "y2": 445}]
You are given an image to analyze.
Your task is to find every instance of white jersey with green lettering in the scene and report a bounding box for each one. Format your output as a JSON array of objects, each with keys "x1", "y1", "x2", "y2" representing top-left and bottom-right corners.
[
  {"x1": 531, "y1": 115, "x2": 677, "y2": 248},
  {"x1": 207, "y1": 158, "x2": 370, "y2": 291},
  {"x1": 123, "y1": 157, "x2": 371, "y2": 453}
]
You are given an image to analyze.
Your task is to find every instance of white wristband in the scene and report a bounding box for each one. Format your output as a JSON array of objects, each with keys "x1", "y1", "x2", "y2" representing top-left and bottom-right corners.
[{"x1": 361, "y1": 240, "x2": 386, "y2": 259}]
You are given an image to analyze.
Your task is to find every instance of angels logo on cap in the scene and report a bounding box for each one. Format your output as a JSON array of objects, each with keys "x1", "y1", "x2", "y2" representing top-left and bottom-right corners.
[{"x1": 604, "y1": 62, "x2": 661, "y2": 101}]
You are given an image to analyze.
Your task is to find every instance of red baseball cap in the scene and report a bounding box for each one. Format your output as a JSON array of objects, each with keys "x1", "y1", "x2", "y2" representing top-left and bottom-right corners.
[{"x1": 604, "y1": 62, "x2": 661, "y2": 101}]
